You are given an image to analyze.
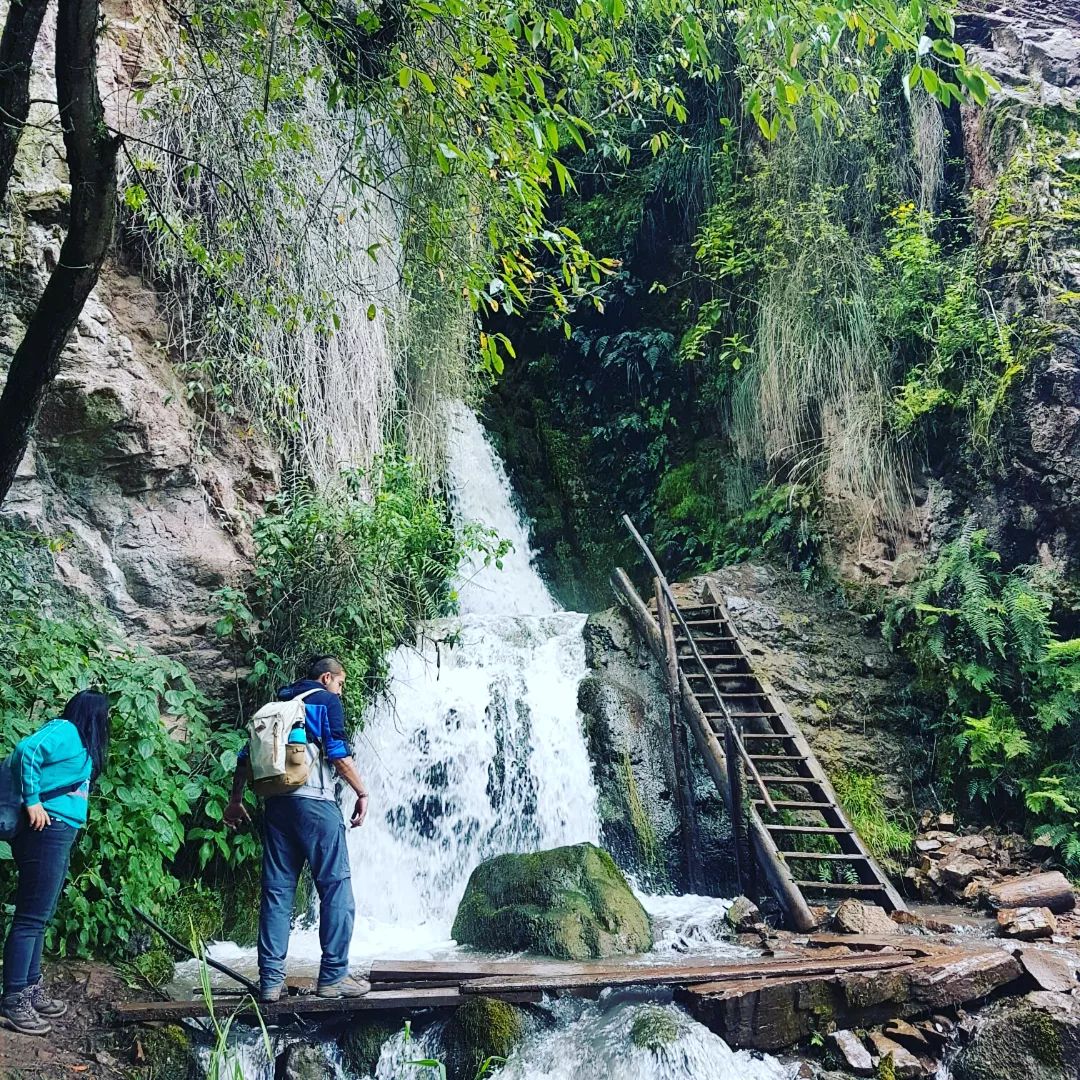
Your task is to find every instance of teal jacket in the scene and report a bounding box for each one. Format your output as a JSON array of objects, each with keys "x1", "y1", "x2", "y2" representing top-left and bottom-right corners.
[{"x1": 13, "y1": 719, "x2": 92, "y2": 829}]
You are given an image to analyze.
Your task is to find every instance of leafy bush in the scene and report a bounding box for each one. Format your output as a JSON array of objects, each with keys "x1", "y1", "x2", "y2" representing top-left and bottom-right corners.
[
  {"x1": 886, "y1": 524, "x2": 1080, "y2": 868},
  {"x1": 0, "y1": 527, "x2": 254, "y2": 958},
  {"x1": 213, "y1": 454, "x2": 503, "y2": 726}
]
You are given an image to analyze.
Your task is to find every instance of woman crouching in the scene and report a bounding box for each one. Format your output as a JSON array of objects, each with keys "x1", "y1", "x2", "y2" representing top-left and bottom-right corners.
[{"x1": 1, "y1": 690, "x2": 110, "y2": 1035}]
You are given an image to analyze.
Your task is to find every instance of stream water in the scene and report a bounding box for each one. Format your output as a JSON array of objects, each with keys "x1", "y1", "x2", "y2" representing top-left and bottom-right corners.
[{"x1": 197, "y1": 404, "x2": 798, "y2": 1080}]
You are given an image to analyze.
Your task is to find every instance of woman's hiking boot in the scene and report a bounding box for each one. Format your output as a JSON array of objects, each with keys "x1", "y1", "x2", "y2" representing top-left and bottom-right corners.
[
  {"x1": 28, "y1": 978, "x2": 67, "y2": 1018},
  {"x1": 1, "y1": 987, "x2": 52, "y2": 1035},
  {"x1": 316, "y1": 974, "x2": 371, "y2": 998}
]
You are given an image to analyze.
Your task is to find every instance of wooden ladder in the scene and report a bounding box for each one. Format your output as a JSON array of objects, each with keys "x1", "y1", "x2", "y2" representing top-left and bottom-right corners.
[{"x1": 672, "y1": 582, "x2": 907, "y2": 922}]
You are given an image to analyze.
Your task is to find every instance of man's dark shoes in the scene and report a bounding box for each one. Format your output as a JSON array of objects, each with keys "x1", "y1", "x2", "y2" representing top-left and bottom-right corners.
[
  {"x1": 28, "y1": 978, "x2": 67, "y2": 1018},
  {"x1": 316, "y1": 974, "x2": 371, "y2": 998},
  {"x1": 1, "y1": 987, "x2": 52, "y2": 1035}
]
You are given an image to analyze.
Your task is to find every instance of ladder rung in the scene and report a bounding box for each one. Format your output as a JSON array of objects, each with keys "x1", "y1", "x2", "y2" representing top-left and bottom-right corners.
[
  {"x1": 743, "y1": 733, "x2": 796, "y2": 740},
  {"x1": 748, "y1": 755, "x2": 808, "y2": 762},
  {"x1": 793, "y1": 881, "x2": 886, "y2": 893},
  {"x1": 758, "y1": 776, "x2": 821, "y2": 784},
  {"x1": 765, "y1": 825, "x2": 851, "y2": 834},
  {"x1": 780, "y1": 852, "x2": 866, "y2": 861},
  {"x1": 705, "y1": 711, "x2": 779, "y2": 719},
  {"x1": 682, "y1": 619, "x2": 726, "y2": 627},
  {"x1": 755, "y1": 800, "x2": 832, "y2": 809}
]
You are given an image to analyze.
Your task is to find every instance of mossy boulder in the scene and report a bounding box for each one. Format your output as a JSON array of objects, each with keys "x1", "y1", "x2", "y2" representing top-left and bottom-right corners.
[
  {"x1": 136, "y1": 1024, "x2": 199, "y2": 1080},
  {"x1": 952, "y1": 994, "x2": 1080, "y2": 1080},
  {"x1": 338, "y1": 1018, "x2": 398, "y2": 1077},
  {"x1": 451, "y1": 843, "x2": 652, "y2": 959},
  {"x1": 441, "y1": 997, "x2": 526, "y2": 1080},
  {"x1": 630, "y1": 1006, "x2": 681, "y2": 1051}
]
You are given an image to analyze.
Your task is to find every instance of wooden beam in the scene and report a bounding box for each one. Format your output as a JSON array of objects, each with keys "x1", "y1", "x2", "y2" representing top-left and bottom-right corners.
[
  {"x1": 112, "y1": 986, "x2": 542, "y2": 1024},
  {"x1": 459, "y1": 954, "x2": 915, "y2": 995}
]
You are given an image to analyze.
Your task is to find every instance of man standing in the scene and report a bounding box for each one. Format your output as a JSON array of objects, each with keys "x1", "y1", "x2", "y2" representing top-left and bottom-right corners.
[{"x1": 223, "y1": 655, "x2": 371, "y2": 1001}]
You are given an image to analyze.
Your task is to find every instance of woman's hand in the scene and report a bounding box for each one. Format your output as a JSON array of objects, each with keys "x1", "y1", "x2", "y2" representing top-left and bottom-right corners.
[{"x1": 26, "y1": 804, "x2": 51, "y2": 831}]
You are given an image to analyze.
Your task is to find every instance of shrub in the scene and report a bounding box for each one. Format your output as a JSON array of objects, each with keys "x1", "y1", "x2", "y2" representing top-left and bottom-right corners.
[
  {"x1": 213, "y1": 453, "x2": 504, "y2": 727},
  {"x1": 0, "y1": 526, "x2": 255, "y2": 958}
]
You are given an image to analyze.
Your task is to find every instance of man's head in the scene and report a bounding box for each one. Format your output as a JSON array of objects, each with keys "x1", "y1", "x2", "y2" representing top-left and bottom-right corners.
[{"x1": 307, "y1": 655, "x2": 346, "y2": 696}]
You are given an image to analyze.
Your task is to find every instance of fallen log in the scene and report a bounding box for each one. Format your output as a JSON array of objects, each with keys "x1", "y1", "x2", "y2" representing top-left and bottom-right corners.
[{"x1": 988, "y1": 872, "x2": 1076, "y2": 914}]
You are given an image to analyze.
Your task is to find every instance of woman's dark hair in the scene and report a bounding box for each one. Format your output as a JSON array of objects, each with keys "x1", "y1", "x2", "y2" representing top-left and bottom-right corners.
[{"x1": 61, "y1": 690, "x2": 111, "y2": 781}]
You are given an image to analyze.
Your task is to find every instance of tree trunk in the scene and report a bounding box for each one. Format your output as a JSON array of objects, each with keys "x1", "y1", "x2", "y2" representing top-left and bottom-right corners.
[
  {"x1": 0, "y1": 0, "x2": 49, "y2": 205},
  {"x1": 0, "y1": 0, "x2": 120, "y2": 504}
]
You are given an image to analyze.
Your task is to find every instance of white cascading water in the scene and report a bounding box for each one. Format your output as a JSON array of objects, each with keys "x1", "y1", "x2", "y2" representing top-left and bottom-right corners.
[
  {"x1": 206, "y1": 404, "x2": 796, "y2": 1080},
  {"x1": 342, "y1": 401, "x2": 600, "y2": 956}
]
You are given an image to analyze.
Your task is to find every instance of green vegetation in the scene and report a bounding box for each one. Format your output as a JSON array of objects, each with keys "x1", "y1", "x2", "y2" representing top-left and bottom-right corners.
[
  {"x1": 0, "y1": 526, "x2": 252, "y2": 959},
  {"x1": 886, "y1": 526, "x2": 1080, "y2": 869},
  {"x1": 832, "y1": 769, "x2": 915, "y2": 875},
  {"x1": 212, "y1": 454, "x2": 505, "y2": 728}
]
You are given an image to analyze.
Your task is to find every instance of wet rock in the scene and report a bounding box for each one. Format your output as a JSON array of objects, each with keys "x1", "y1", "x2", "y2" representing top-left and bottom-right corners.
[
  {"x1": 832, "y1": 900, "x2": 900, "y2": 936},
  {"x1": 726, "y1": 896, "x2": 762, "y2": 933},
  {"x1": 952, "y1": 992, "x2": 1080, "y2": 1080},
  {"x1": 997, "y1": 907, "x2": 1057, "y2": 940},
  {"x1": 136, "y1": 1024, "x2": 199, "y2": 1080},
  {"x1": 274, "y1": 1042, "x2": 331, "y2": 1080},
  {"x1": 338, "y1": 1019, "x2": 398, "y2": 1077},
  {"x1": 829, "y1": 1029, "x2": 874, "y2": 1074},
  {"x1": 441, "y1": 997, "x2": 526, "y2": 1080},
  {"x1": 884, "y1": 1018, "x2": 932, "y2": 1053},
  {"x1": 1015, "y1": 948, "x2": 1080, "y2": 993},
  {"x1": 629, "y1": 1005, "x2": 682, "y2": 1051},
  {"x1": 451, "y1": 842, "x2": 653, "y2": 959},
  {"x1": 866, "y1": 1031, "x2": 933, "y2": 1078}
]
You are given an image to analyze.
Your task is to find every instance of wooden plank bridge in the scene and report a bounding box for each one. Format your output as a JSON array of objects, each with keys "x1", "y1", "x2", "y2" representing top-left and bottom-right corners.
[
  {"x1": 111, "y1": 938, "x2": 1022, "y2": 1053},
  {"x1": 616, "y1": 516, "x2": 907, "y2": 931}
]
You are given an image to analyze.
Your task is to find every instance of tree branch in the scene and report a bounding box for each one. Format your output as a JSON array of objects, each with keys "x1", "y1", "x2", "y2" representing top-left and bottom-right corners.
[{"x1": 0, "y1": 0, "x2": 122, "y2": 503}]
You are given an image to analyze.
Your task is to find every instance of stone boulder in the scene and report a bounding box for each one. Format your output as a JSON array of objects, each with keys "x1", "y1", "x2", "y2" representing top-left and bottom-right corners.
[
  {"x1": 440, "y1": 997, "x2": 526, "y2": 1080},
  {"x1": 451, "y1": 843, "x2": 653, "y2": 959},
  {"x1": 952, "y1": 992, "x2": 1080, "y2": 1080},
  {"x1": 833, "y1": 900, "x2": 900, "y2": 936},
  {"x1": 630, "y1": 1005, "x2": 682, "y2": 1051},
  {"x1": 997, "y1": 907, "x2": 1057, "y2": 941}
]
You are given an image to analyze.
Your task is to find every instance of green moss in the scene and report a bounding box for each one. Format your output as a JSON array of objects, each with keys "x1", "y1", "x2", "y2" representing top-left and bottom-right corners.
[
  {"x1": 451, "y1": 843, "x2": 653, "y2": 960},
  {"x1": 441, "y1": 997, "x2": 525, "y2": 1080},
  {"x1": 621, "y1": 750, "x2": 659, "y2": 868},
  {"x1": 338, "y1": 1019, "x2": 398, "y2": 1077},
  {"x1": 877, "y1": 1053, "x2": 896, "y2": 1080},
  {"x1": 630, "y1": 1006, "x2": 681, "y2": 1050},
  {"x1": 137, "y1": 1024, "x2": 198, "y2": 1080},
  {"x1": 128, "y1": 947, "x2": 176, "y2": 989}
]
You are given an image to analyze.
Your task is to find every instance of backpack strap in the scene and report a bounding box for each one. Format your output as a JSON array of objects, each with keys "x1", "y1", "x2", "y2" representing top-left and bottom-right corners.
[{"x1": 38, "y1": 780, "x2": 85, "y2": 802}]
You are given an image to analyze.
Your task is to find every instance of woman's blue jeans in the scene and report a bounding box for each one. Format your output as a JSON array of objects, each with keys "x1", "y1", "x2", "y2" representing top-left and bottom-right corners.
[{"x1": 3, "y1": 818, "x2": 76, "y2": 996}]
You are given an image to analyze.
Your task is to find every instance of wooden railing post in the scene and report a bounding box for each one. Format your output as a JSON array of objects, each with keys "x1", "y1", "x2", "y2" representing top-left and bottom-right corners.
[{"x1": 655, "y1": 576, "x2": 702, "y2": 894}]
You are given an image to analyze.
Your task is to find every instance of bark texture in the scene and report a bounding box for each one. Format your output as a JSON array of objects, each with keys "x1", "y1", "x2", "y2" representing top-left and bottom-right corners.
[{"x1": 0, "y1": 0, "x2": 49, "y2": 205}]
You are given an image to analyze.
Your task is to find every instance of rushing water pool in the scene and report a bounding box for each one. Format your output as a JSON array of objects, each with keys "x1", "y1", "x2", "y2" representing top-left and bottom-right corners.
[{"x1": 187, "y1": 404, "x2": 797, "y2": 1079}]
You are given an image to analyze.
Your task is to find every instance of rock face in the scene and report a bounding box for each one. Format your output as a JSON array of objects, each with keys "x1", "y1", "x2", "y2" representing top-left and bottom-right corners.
[
  {"x1": 451, "y1": 842, "x2": 653, "y2": 960},
  {"x1": 581, "y1": 606, "x2": 733, "y2": 893},
  {"x1": 0, "y1": 3, "x2": 278, "y2": 695},
  {"x1": 952, "y1": 992, "x2": 1080, "y2": 1080}
]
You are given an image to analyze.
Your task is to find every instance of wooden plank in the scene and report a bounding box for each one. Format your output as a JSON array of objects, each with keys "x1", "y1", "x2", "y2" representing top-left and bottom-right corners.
[
  {"x1": 793, "y1": 880, "x2": 886, "y2": 892},
  {"x1": 780, "y1": 852, "x2": 868, "y2": 861},
  {"x1": 766, "y1": 825, "x2": 851, "y2": 834},
  {"x1": 459, "y1": 954, "x2": 915, "y2": 995},
  {"x1": 369, "y1": 960, "x2": 630, "y2": 983},
  {"x1": 112, "y1": 987, "x2": 543, "y2": 1023}
]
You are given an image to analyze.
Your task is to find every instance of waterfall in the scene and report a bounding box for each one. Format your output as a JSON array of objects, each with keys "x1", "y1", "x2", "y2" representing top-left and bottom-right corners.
[{"x1": 343, "y1": 403, "x2": 600, "y2": 956}]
